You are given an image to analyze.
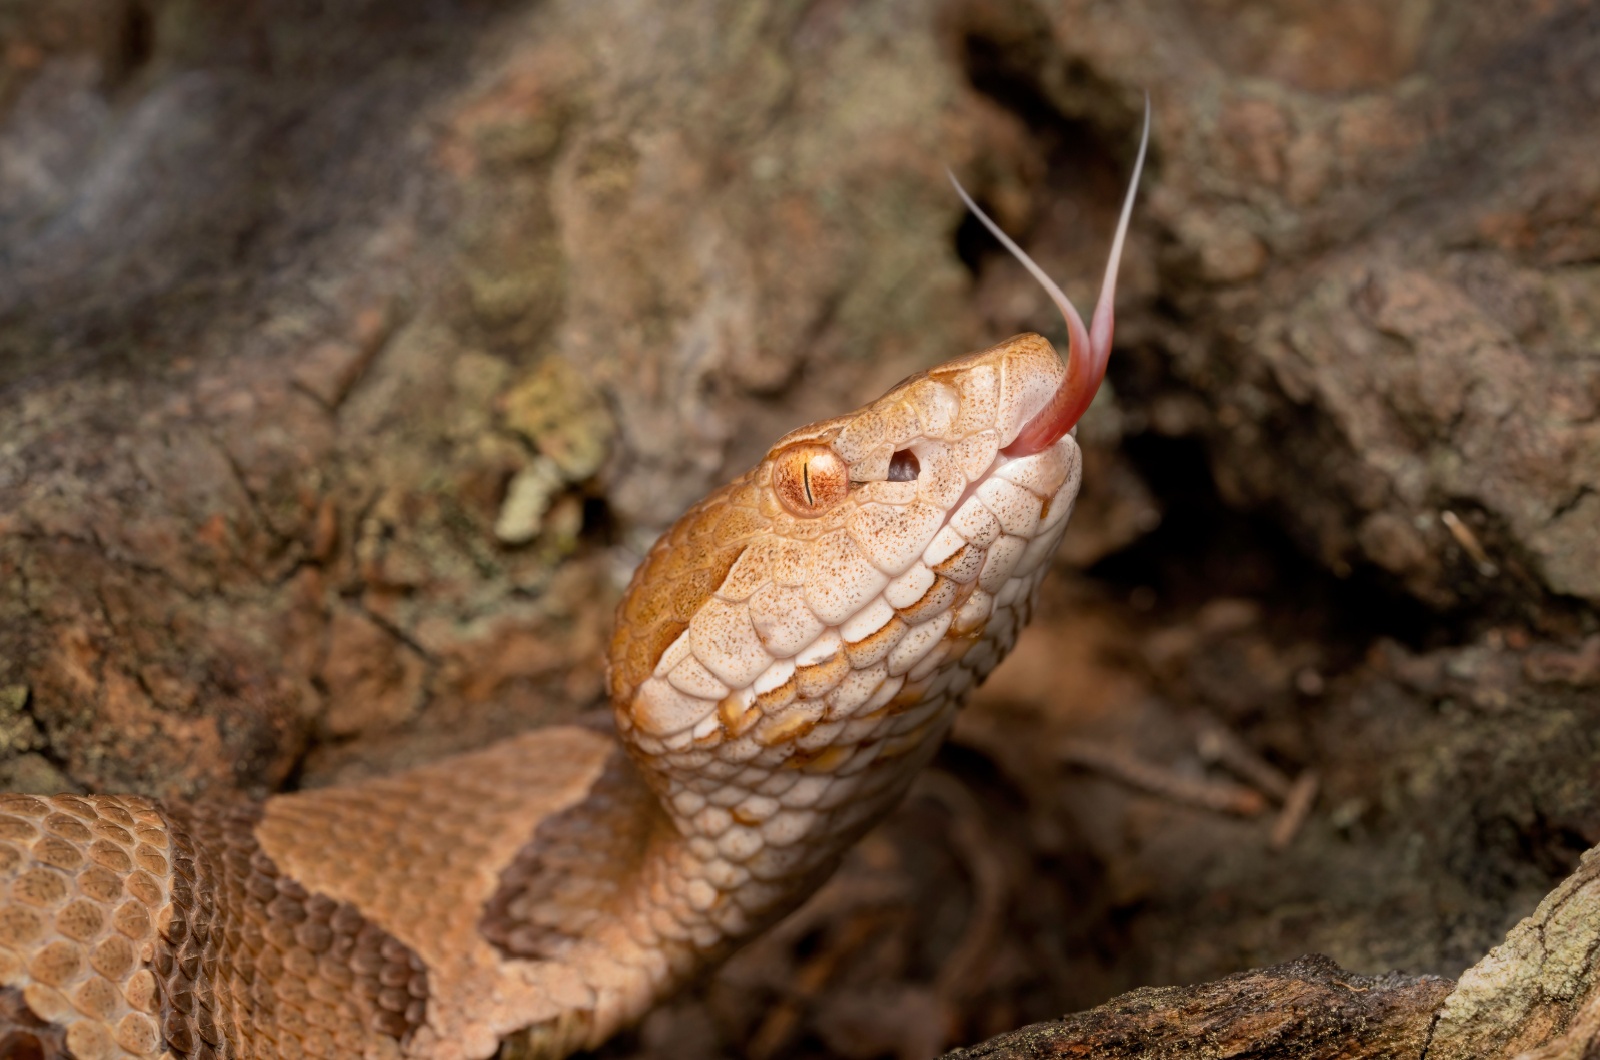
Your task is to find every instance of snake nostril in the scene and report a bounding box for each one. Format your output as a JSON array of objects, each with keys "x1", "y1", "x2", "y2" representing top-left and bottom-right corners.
[{"x1": 887, "y1": 449, "x2": 920, "y2": 482}]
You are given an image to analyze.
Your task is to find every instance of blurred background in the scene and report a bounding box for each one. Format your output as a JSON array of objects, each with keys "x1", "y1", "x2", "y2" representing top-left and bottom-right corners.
[{"x1": 1, "y1": 1, "x2": 1597, "y2": 1057}]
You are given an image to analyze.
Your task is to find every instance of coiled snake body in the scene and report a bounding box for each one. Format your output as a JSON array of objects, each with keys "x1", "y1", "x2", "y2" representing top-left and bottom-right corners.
[{"x1": 0, "y1": 119, "x2": 1150, "y2": 1060}]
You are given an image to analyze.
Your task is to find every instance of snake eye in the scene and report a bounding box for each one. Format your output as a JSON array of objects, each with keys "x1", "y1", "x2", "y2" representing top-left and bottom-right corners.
[{"x1": 772, "y1": 443, "x2": 849, "y2": 517}]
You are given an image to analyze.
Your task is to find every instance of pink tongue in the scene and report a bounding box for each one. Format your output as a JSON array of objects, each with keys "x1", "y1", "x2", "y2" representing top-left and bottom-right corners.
[{"x1": 948, "y1": 98, "x2": 1151, "y2": 457}]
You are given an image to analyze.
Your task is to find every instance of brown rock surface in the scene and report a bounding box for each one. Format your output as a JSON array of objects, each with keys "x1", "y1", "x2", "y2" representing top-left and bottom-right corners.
[{"x1": 0, "y1": 0, "x2": 1596, "y2": 1057}]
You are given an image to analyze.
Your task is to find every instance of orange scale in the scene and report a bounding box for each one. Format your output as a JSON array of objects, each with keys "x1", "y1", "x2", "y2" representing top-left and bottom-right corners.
[
  {"x1": 0, "y1": 817, "x2": 39, "y2": 844},
  {"x1": 54, "y1": 898, "x2": 107, "y2": 943},
  {"x1": 43, "y1": 813, "x2": 95, "y2": 840},
  {"x1": 64, "y1": 1020, "x2": 119, "y2": 1060},
  {"x1": 0, "y1": 796, "x2": 49, "y2": 818},
  {"x1": 0, "y1": 903, "x2": 46, "y2": 948},
  {"x1": 62, "y1": 798, "x2": 107, "y2": 820},
  {"x1": 89, "y1": 821, "x2": 134, "y2": 847},
  {"x1": 28, "y1": 938, "x2": 84, "y2": 988},
  {"x1": 85, "y1": 841, "x2": 132, "y2": 874},
  {"x1": 11, "y1": 867, "x2": 70, "y2": 909},
  {"x1": 132, "y1": 845, "x2": 168, "y2": 876},
  {"x1": 114, "y1": 1010, "x2": 161, "y2": 1057},
  {"x1": 28, "y1": 835, "x2": 85, "y2": 873},
  {"x1": 72, "y1": 972, "x2": 122, "y2": 1020}
]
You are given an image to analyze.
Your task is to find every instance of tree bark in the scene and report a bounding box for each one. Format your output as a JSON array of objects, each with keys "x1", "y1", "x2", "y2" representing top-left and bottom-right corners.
[{"x1": 943, "y1": 955, "x2": 1450, "y2": 1059}]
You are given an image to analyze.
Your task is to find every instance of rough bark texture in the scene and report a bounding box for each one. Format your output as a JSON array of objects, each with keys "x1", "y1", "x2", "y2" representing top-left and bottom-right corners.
[
  {"x1": 941, "y1": 955, "x2": 1452, "y2": 1059},
  {"x1": 1431, "y1": 846, "x2": 1600, "y2": 1060},
  {"x1": 0, "y1": 0, "x2": 1596, "y2": 1058}
]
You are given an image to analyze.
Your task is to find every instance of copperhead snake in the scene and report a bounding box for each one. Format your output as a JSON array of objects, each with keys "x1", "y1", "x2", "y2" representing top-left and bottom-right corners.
[{"x1": 0, "y1": 109, "x2": 1150, "y2": 1060}]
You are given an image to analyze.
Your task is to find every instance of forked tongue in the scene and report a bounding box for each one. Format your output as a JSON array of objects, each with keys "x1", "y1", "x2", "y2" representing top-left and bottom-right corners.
[{"x1": 947, "y1": 96, "x2": 1150, "y2": 456}]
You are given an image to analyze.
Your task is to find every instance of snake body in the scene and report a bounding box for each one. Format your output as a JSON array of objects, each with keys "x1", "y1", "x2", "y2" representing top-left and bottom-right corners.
[{"x1": 0, "y1": 116, "x2": 1149, "y2": 1060}]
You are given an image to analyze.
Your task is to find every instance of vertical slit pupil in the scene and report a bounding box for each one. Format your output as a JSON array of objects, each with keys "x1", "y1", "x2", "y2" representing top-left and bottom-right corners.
[{"x1": 888, "y1": 450, "x2": 920, "y2": 482}]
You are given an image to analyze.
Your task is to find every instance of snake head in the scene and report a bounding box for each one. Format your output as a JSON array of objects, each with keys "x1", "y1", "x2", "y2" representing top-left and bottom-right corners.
[
  {"x1": 609, "y1": 334, "x2": 1083, "y2": 775},
  {"x1": 607, "y1": 111, "x2": 1148, "y2": 876}
]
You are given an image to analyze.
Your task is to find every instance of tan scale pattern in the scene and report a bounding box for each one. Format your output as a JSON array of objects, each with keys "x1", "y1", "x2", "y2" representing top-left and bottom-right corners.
[
  {"x1": 254, "y1": 726, "x2": 617, "y2": 1060},
  {"x1": 480, "y1": 748, "x2": 669, "y2": 963},
  {"x1": 156, "y1": 801, "x2": 432, "y2": 1060},
  {"x1": 0, "y1": 794, "x2": 171, "y2": 1060},
  {"x1": 0, "y1": 331, "x2": 1098, "y2": 1060}
]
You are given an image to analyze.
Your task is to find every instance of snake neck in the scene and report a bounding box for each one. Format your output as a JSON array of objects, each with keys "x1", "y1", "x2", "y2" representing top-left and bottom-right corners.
[
  {"x1": 600, "y1": 525, "x2": 1051, "y2": 962},
  {"x1": 488, "y1": 722, "x2": 961, "y2": 1058},
  {"x1": 505, "y1": 705, "x2": 962, "y2": 1056},
  {"x1": 514, "y1": 570, "x2": 1021, "y2": 1055},
  {"x1": 627, "y1": 688, "x2": 965, "y2": 926}
]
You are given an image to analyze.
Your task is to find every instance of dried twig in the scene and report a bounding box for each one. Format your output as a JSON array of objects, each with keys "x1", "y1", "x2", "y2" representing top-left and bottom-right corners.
[
  {"x1": 1269, "y1": 771, "x2": 1320, "y2": 851},
  {"x1": 1058, "y1": 739, "x2": 1269, "y2": 816},
  {"x1": 1190, "y1": 715, "x2": 1294, "y2": 801}
]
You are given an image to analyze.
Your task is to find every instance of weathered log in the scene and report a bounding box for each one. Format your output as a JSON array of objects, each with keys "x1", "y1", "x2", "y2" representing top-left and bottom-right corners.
[{"x1": 942, "y1": 955, "x2": 1450, "y2": 1059}]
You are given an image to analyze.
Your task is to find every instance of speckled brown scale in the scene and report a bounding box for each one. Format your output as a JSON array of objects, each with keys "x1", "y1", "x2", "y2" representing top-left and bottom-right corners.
[
  {"x1": 0, "y1": 793, "x2": 169, "y2": 1060},
  {"x1": 0, "y1": 788, "x2": 437, "y2": 1060},
  {"x1": 609, "y1": 473, "x2": 763, "y2": 705},
  {"x1": 480, "y1": 749, "x2": 668, "y2": 962},
  {"x1": 155, "y1": 801, "x2": 429, "y2": 1060},
  {"x1": 254, "y1": 727, "x2": 617, "y2": 1060}
]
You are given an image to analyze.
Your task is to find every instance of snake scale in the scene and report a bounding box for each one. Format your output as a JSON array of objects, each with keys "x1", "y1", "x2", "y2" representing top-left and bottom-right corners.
[{"x1": 0, "y1": 110, "x2": 1150, "y2": 1059}]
